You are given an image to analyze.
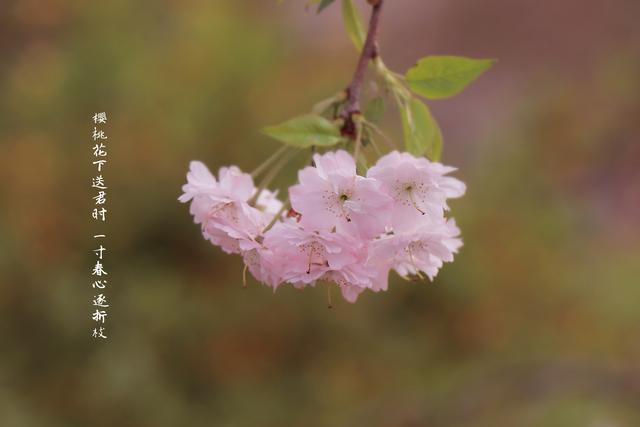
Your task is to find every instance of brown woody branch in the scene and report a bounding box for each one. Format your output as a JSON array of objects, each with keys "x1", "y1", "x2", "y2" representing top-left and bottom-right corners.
[{"x1": 340, "y1": 0, "x2": 384, "y2": 138}]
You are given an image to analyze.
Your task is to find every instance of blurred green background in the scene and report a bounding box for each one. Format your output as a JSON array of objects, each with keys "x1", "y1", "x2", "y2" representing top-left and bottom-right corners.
[{"x1": 1, "y1": 0, "x2": 639, "y2": 426}]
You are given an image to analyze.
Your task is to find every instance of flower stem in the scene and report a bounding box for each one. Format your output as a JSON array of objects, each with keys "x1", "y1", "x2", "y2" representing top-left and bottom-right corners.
[
  {"x1": 242, "y1": 264, "x2": 248, "y2": 288},
  {"x1": 251, "y1": 145, "x2": 288, "y2": 178},
  {"x1": 353, "y1": 114, "x2": 364, "y2": 169},
  {"x1": 249, "y1": 149, "x2": 296, "y2": 207},
  {"x1": 262, "y1": 198, "x2": 290, "y2": 234},
  {"x1": 363, "y1": 119, "x2": 397, "y2": 150}
]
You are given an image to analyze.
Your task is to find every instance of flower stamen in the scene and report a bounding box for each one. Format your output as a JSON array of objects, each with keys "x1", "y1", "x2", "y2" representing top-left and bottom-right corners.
[{"x1": 406, "y1": 187, "x2": 426, "y2": 215}]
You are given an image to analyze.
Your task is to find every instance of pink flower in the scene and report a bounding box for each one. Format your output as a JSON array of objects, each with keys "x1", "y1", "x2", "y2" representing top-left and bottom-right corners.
[
  {"x1": 242, "y1": 248, "x2": 281, "y2": 288},
  {"x1": 289, "y1": 150, "x2": 392, "y2": 238},
  {"x1": 367, "y1": 151, "x2": 466, "y2": 232},
  {"x1": 368, "y1": 218, "x2": 463, "y2": 281},
  {"x1": 180, "y1": 150, "x2": 466, "y2": 303},
  {"x1": 255, "y1": 188, "x2": 283, "y2": 217},
  {"x1": 262, "y1": 222, "x2": 382, "y2": 302},
  {"x1": 201, "y1": 202, "x2": 266, "y2": 254},
  {"x1": 179, "y1": 161, "x2": 282, "y2": 254},
  {"x1": 179, "y1": 162, "x2": 254, "y2": 205}
]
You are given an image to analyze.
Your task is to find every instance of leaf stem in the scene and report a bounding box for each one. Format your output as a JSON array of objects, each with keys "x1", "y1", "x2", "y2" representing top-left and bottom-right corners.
[{"x1": 312, "y1": 91, "x2": 347, "y2": 115}]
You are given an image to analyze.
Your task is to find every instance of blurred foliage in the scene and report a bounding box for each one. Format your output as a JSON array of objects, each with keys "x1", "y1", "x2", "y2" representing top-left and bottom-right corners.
[{"x1": 0, "y1": 1, "x2": 639, "y2": 426}]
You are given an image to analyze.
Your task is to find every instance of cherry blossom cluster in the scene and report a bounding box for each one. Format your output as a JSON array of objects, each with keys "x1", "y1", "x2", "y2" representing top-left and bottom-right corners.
[{"x1": 179, "y1": 150, "x2": 465, "y2": 303}]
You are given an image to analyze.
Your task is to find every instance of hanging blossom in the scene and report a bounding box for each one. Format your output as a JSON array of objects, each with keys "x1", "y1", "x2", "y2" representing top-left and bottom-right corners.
[
  {"x1": 368, "y1": 218, "x2": 463, "y2": 281},
  {"x1": 178, "y1": 161, "x2": 282, "y2": 254},
  {"x1": 180, "y1": 150, "x2": 465, "y2": 303},
  {"x1": 260, "y1": 222, "x2": 387, "y2": 302},
  {"x1": 289, "y1": 150, "x2": 392, "y2": 238},
  {"x1": 367, "y1": 151, "x2": 466, "y2": 231}
]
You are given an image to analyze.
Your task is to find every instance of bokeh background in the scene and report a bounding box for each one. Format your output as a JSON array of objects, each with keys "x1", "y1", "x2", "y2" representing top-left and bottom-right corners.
[{"x1": 1, "y1": 0, "x2": 639, "y2": 426}]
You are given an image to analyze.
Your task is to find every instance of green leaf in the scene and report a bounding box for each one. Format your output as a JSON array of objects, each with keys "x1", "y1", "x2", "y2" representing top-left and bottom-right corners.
[
  {"x1": 405, "y1": 56, "x2": 495, "y2": 99},
  {"x1": 262, "y1": 115, "x2": 345, "y2": 148},
  {"x1": 341, "y1": 0, "x2": 365, "y2": 51},
  {"x1": 317, "y1": 0, "x2": 336, "y2": 13},
  {"x1": 400, "y1": 97, "x2": 442, "y2": 161},
  {"x1": 364, "y1": 96, "x2": 385, "y2": 124}
]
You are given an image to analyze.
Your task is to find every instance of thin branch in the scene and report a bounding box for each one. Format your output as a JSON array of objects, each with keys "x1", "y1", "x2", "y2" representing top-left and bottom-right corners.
[{"x1": 341, "y1": 0, "x2": 385, "y2": 138}]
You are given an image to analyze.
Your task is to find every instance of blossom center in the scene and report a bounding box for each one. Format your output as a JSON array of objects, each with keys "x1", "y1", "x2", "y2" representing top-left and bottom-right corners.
[{"x1": 397, "y1": 182, "x2": 426, "y2": 215}]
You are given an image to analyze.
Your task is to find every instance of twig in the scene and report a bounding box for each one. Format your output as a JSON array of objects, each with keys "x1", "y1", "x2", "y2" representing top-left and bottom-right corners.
[{"x1": 341, "y1": 0, "x2": 385, "y2": 138}]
